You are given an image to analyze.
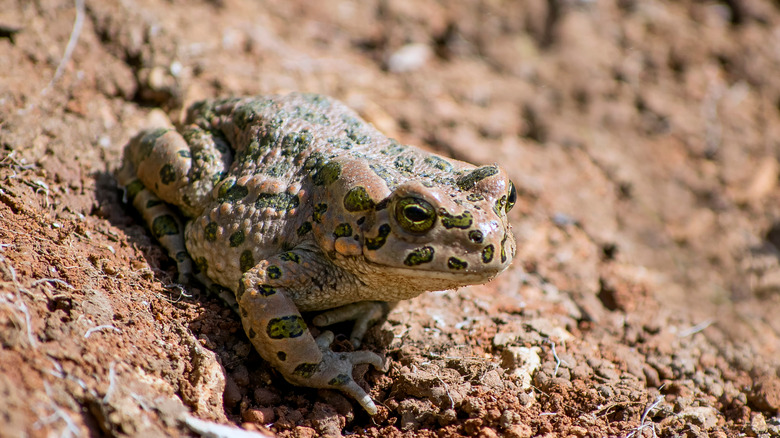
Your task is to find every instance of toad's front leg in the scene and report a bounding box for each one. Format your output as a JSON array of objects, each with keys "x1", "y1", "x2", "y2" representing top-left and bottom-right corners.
[{"x1": 237, "y1": 253, "x2": 386, "y2": 414}]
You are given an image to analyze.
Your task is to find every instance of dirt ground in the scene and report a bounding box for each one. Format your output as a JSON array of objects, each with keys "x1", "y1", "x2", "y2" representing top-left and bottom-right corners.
[{"x1": 2, "y1": 0, "x2": 780, "y2": 436}]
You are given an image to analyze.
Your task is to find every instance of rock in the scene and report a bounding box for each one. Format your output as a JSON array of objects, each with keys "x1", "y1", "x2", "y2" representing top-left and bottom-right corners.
[
  {"x1": 500, "y1": 346, "x2": 541, "y2": 390},
  {"x1": 311, "y1": 402, "x2": 344, "y2": 438},
  {"x1": 749, "y1": 412, "x2": 768, "y2": 434},
  {"x1": 504, "y1": 423, "x2": 533, "y2": 438},
  {"x1": 678, "y1": 406, "x2": 719, "y2": 429},
  {"x1": 749, "y1": 375, "x2": 780, "y2": 413},
  {"x1": 242, "y1": 407, "x2": 275, "y2": 425}
]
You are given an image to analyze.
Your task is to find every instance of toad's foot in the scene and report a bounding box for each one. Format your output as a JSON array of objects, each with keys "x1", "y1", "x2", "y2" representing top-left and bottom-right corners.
[{"x1": 313, "y1": 330, "x2": 387, "y2": 414}]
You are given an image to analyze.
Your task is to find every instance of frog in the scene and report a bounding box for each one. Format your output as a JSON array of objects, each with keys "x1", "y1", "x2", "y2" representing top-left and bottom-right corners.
[{"x1": 116, "y1": 92, "x2": 516, "y2": 415}]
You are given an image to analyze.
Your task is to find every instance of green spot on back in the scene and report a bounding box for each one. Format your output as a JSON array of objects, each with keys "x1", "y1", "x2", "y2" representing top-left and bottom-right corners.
[
  {"x1": 394, "y1": 156, "x2": 415, "y2": 173},
  {"x1": 281, "y1": 130, "x2": 312, "y2": 157},
  {"x1": 233, "y1": 99, "x2": 274, "y2": 131},
  {"x1": 263, "y1": 162, "x2": 291, "y2": 177},
  {"x1": 240, "y1": 121, "x2": 279, "y2": 164},
  {"x1": 344, "y1": 186, "x2": 375, "y2": 212},
  {"x1": 345, "y1": 127, "x2": 370, "y2": 145},
  {"x1": 240, "y1": 250, "x2": 254, "y2": 272},
  {"x1": 240, "y1": 139, "x2": 261, "y2": 164},
  {"x1": 255, "y1": 192, "x2": 300, "y2": 211},
  {"x1": 303, "y1": 151, "x2": 326, "y2": 172},
  {"x1": 313, "y1": 161, "x2": 341, "y2": 186},
  {"x1": 205, "y1": 222, "x2": 219, "y2": 242},
  {"x1": 261, "y1": 116, "x2": 284, "y2": 144},
  {"x1": 468, "y1": 230, "x2": 484, "y2": 243},
  {"x1": 152, "y1": 215, "x2": 179, "y2": 238},
  {"x1": 229, "y1": 230, "x2": 245, "y2": 247},
  {"x1": 194, "y1": 256, "x2": 208, "y2": 274},
  {"x1": 233, "y1": 106, "x2": 257, "y2": 131},
  {"x1": 267, "y1": 315, "x2": 307, "y2": 339},
  {"x1": 424, "y1": 156, "x2": 454, "y2": 172},
  {"x1": 404, "y1": 246, "x2": 435, "y2": 266},
  {"x1": 456, "y1": 166, "x2": 499, "y2": 191},
  {"x1": 218, "y1": 179, "x2": 249, "y2": 202}
]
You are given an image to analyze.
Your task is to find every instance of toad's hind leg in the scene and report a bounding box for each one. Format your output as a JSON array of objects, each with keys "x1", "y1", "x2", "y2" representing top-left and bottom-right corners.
[
  {"x1": 117, "y1": 126, "x2": 232, "y2": 282},
  {"x1": 117, "y1": 165, "x2": 192, "y2": 283},
  {"x1": 120, "y1": 126, "x2": 232, "y2": 218},
  {"x1": 238, "y1": 255, "x2": 387, "y2": 415}
]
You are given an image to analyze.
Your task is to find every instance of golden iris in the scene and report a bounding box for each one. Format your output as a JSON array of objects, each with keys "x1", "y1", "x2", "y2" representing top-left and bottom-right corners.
[{"x1": 395, "y1": 197, "x2": 436, "y2": 233}]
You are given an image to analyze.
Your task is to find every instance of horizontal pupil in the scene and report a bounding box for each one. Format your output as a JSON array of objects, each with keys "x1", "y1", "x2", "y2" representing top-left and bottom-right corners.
[{"x1": 405, "y1": 205, "x2": 430, "y2": 222}]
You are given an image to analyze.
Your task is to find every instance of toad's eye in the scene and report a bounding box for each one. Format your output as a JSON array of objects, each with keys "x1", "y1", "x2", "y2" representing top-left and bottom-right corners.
[
  {"x1": 505, "y1": 181, "x2": 516, "y2": 212},
  {"x1": 395, "y1": 197, "x2": 436, "y2": 233}
]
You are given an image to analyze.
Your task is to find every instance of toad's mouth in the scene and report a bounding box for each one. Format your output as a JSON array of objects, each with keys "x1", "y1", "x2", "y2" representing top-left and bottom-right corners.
[
  {"x1": 388, "y1": 263, "x2": 508, "y2": 282},
  {"x1": 337, "y1": 252, "x2": 511, "y2": 284}
]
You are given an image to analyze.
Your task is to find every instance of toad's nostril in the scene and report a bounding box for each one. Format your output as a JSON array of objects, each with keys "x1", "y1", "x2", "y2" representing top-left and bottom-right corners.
[{"x1": 468, "y1": 230, "x2": 484, "y2": 243}]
